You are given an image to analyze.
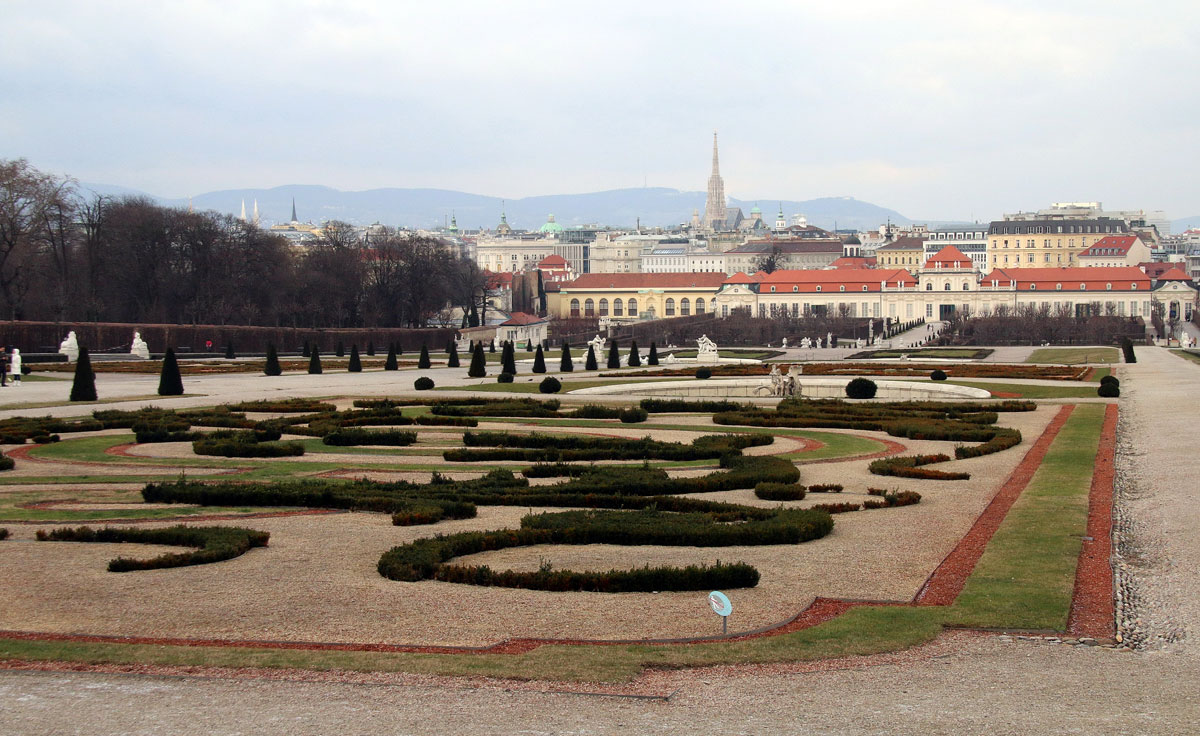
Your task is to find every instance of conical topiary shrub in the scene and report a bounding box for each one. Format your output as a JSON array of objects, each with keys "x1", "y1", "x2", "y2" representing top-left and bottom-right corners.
[
  {"x1": 559, "y1": 342, "x2": 574, "y2": 372},
  {"x1": 489, "y1": 339, "x2": 495, "y2": 353},
  {"x1": 366, "y1": 340, "x2": 375, "y2": 356},
  {"x1": 526, "y1": 340, "x2": 533, "y2": 352},
  {"x1": 384, "y1": 345, "x2": 398, "y2": 371},
  {"x1": 336, "y1": 341, "x2": 345, "y2": 357},
  {"x1": 447, "y1": 342, "x2": 460, "y2": 368},
  {"x1": 501, "y1": 341, "x2": 516, "y2": 374},
  {"x1": 308, "y1": 348, "x2": 322, "y2": 374},
  {"x1": 348, "y1": 344, "x2": 362, "y2": 372},
  {"x1": 157, "y1": 348, "x2": 184, "y2": 396},
  {"x1": 648, "y1": 342, "x2": 659, "y2": 366},
  {"x1": 224, "y1": 341, "x2": 235, "y2": 359},
  {"x1": 468, "y1": 341, "x2": 487, "y2": 377},
  {"x1": 585, "y1": 344, "x2": 598, "y2": 370},
  {"x1": 607, "y1": 340, "x2": 620, "y2": 369},
  {"x1": 532, "y1": 345, "x2": 546, "y2": 373},
  {"x1": 628, "y1": 340, "x2": 641, "y2": 367},
  {"x1": 264, "y1": 343, "x2": 282, "y2": 376},
  {"x1": 418, "y1": 345, "x2": 431, "y2": 369},
  {"x1": 69, "y1": 345, "x2": 97, "y2": 402}
]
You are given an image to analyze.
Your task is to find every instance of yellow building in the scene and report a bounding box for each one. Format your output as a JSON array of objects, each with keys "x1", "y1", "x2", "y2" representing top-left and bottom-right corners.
[
  {"x1": 873, "y1": 236, "x2": 925, "y2": 273},
  {"x1": 555, "y1": 273, "x2": 728, "y2": 323},
  {"x1": 986, "y1": 218, "x2": 1129, "y2": 271}
]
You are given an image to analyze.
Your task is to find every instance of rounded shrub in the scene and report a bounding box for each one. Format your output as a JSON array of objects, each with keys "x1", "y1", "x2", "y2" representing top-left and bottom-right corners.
[
  {"x1": 618, "y1": 407, "x2": 648, "y2": 423},
  {"x1": 1097, "y1": 383, "x2": 1120, "y2": 398},
  {"x1": 845, "y1": 377, "x2": 878, "y2": 399},
  {"x1": 414, "y1": 376, "x2": 435, "y2": 391},
  {"x1": 539, "y1": 377, "x2": 562, "y2": 394},
  {"x1": 1100, "y1": 374, "x2": 1120, "y2": 388},
  {"x1": 497, "y1": 372, "x2": 514, "y2": 384},
  {"x1": 930, "y1": 369, "x2": 948, "y2": 381},
  {"x1": 695, "y1": 367, "x2": 712, "y2": 380},
  {"x1": 755, "y1": 482, "x2": 806, "y2": 501}
]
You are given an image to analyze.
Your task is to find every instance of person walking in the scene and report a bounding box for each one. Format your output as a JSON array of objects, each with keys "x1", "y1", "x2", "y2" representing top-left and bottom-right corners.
[{"x1": 9, "y1": 348, "x2": 21, "y2": 385}]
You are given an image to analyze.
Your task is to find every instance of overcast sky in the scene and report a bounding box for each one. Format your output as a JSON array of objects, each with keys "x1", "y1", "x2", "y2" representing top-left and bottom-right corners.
[{"x1": 3, "y1": 1, "x2": 1198, "y2": 220}]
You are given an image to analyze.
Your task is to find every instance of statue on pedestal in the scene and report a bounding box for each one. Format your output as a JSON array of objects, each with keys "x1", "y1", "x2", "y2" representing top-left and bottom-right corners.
[
  {"x1": 769, "y1": 363, "x2": 783, "y2": 397},
  {"x1": 587, "y1": 334, "x2": 605, "y2": 358},
  {"x1": 58, "y1": 331, "x2": 79, "y2": 362},
  {"x1": 696, "y1": 334, "x2": 718, "y2": 360},
  {"x1": 130, "y1": 331, "x2": 150, "y2": 360},
  {"x1": 781, "y1": 337, "x2": 788, "y2": 349}
]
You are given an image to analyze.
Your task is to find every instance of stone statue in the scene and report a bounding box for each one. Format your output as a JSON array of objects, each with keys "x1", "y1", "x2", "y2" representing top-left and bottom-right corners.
[
  {"x1": 769, "y1": 364, "x2": 783, "y2": 397},
  {"x1": 800, "y1": 337, "x2": 811, "y2": 349},
  {"x1": 781, "y1": 337, "x2": 788, "y2": 348},
  {"x1": 58, "y1": 330, "x2": 79, "y2": 362},
  {"x1": 130, "y1": 331, "x2": 150, "y2": 360},
  {"x1": 588, "y1": 333, "x2": 606, "y2": 357},
  {"x1": 696, "y1": 334, "x2": 718, "y2": 358},
  {"x1": 826, "y1": 332, "x2": 833, "y2": 348}
]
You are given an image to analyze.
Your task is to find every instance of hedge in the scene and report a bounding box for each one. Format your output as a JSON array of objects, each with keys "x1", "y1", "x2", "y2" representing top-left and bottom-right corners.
[
  {"x1": 447, "y1": 431, "x2": 771, "y2": 463},
  {"x1": 414, "y1": 376, "x2": 435, "y2": 390},
  {"x1": 754, "y1": 482, "x2": 806, "y2": 501},
  {"x1": 322, "y1": 428, "x2": 418, "y2": 446},
  {"x1": 539, "y1": 377, "x2": 562, "y2": 394},
  {"x1": 618, "y1": 407, "x2": 648, "y2": 424},
  {"x1": 36, "y1": 525, "x2": 269, "y2": 571},
  {"x1": 228, "y1": 399, "x2": 337, "y2": 413},
  {"x1": 497, "y1": 372, "x2": 514, "y2": 384},
  {"x1": 845, "y1": 377, "x2": 877, "y2": 399},
  {"x1": 1097, "y1": 383, "x2": 1120, "y2": 398}
]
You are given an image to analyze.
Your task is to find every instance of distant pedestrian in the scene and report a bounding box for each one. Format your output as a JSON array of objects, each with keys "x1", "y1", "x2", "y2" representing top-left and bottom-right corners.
[{"x1": 9, "y1": 348, "x2": 21, "y2": 385}]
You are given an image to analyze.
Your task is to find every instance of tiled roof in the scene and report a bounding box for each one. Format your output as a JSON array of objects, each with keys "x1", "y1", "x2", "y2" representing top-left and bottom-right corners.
[
  {"x1": 829, "y1": 256, "x2": 876, "y2": 269},
  {"x1": 875, "y1": 236, "x2": 925, "y2": 251},
  {"x1": 987, "y1": 267, "x2": 1151, "y2": 291},
  {"x1": 538, "y1": 254, "x2": 568, "y2": 267},
  {"x1": 501, "y1": 312, "x2": 547, "y2": 326},
  {"x1": 1158, "y1": 266, "x2": 1190, "y2": 281},
  {"x1": 757, "y1": 268, "x2": 915, "y2": 292},
  {"x1": 723, "y1": 272, "x2": 757, "y2": 284},
  {"x1": 728, "y1": 240, "x2": 842, "y2": 254},
  {"x1": 562, "y1": 272, "x2": 730, "y2": 290},
  {"x1": 1079, "y1": 235, "x2": 1138, "y2": 257},
  {"x1": 924, "y1": 245, "x2": 974, "y2": 270}
]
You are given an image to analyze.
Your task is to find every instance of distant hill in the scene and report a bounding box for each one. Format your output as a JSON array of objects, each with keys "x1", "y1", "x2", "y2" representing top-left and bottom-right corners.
[
  {"x1": 75, "y1": 183, "x2": 915, "y2": 232},
  {"x1": 1171, "y1": 216, "x2": 1200, "y2": 233}
]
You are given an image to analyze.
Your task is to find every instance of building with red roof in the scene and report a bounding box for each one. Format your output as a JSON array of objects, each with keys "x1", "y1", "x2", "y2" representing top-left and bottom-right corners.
[{"x1": 1077, "y1": 235, "x2": 1151, "y2": 268}]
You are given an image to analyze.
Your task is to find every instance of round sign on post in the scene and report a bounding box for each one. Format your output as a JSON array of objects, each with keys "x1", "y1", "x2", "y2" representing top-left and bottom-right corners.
[{"x1": 708, "y1": 590, "x2": 732, "y2": 634}]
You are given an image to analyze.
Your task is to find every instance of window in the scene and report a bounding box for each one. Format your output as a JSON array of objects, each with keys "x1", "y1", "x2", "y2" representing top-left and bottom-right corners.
[
  {"x1": 1106, "y1": 283, "x2": 1112, "y2": 291},
  {"x1": 569, "y1": 299, "x2": 580, "y2": 317},
  {"x1": 598, "y1": 298, "x2": 608, "y2": 316},
  {"x1": 962, "y1": 283, "x2": 969, "y2": 290},
  {"x1": 925, "y1": 283, "x2": 933, "y2": 291},
  {"x1": 627, "y1": 299, "x2": 638, "y2": 317},
  {"x1": 944, "y1": 283, "x2": 951, "y2": 291},
  {"x1": 665, "y1": 298, "x2": 675, "y2": 316},
  {"x1": 1080, "y1": 284, "x2": 1087, "y2": 291},
  {"x1": 862, "y1": 285, "x2": 869, "y2": 292},
  {"x1": 839, "y1": 285, "x2": 845, "y2": 292},
  {"x1": 1030, "y1": 284, "x2": 1037, "y2": 291},
  {"x1": 1131, "y1": 283, "x2": 1138, "y2": 290},
  {"x1": 680, "y1": 298, "x2": 690, "y2": 316},
  {"x1": 695, "y1": 298, "x2": 705, "y2": 314},
  {"x1": 816, "y1": 285, "x2": 822, "y2": 292},
  {"x1": 793, "y1": 286, "x2": 799, "y2": 292},
  {"x1": 770, "y1": 286, "x2": 776, "y2": 292},
  {"x1": 613, "y1": 298, "x2": 623, "y2": 316},
  {"x1": 584, "y1": 298, "x2": 594, "y2": 317},
  {"x1": 711, "y1": 298, "x2": 717, "y2": 313}
]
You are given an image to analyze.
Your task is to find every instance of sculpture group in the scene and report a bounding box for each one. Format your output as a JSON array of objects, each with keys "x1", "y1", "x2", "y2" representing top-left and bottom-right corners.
[{"x1": 768, "y1": 363, "x2": 804, "y2": 398}]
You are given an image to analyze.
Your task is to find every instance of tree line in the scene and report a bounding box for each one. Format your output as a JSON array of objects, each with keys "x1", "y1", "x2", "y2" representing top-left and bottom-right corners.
[{"x1": 0, "y1": 158, "x2": 492, "y2": 328}]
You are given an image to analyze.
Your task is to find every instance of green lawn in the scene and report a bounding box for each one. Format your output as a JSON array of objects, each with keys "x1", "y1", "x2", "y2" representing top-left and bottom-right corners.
[
  {"x1": 1170, "y1": 349, "x2": 1200, "y2": 367},
  {"x1": 947, "y1": 380, "x2": 1099, "y2": 399},
  {"x1": 0, "y1": 403, "x2": 1108, "y2": 681},
  {"x1": 1026, "y1": 347, "x2": 1118, "y2": 365},
  {"x1": 853, "y1": 348, "x2": 992, "y2": 360}
]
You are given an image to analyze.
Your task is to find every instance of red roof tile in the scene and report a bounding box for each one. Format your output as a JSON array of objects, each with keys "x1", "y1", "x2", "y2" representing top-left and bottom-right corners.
[
  {"x1": 1079, "y1": 235, "x2": 1138, "y2": 257},
  {"x1": 563, "y1": 272, "x2": 729, "y2": 290},
  {"x1": 538, "y1": 254, "x2": 568, "y2": 267},
  {"x1": 500, "y1": 312, "x2": 546, "y2": 326},
  {"x1": 988, "y1": 267, "x2": 1151, "y2": 291},
  {"x1": 758, "y1": 268, "x2": 914, "y2": 292},
  {"x1": 924, "y1": 245, "x2": 974, "y2": 270},
  {"x1": 1158, "y1": 266, "x2": 1191, "y2": 281}
]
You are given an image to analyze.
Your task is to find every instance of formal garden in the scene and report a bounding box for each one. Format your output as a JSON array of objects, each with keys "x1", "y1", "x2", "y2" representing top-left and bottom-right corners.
[{"x1": 0, "y1": 338, "x2": 1122, "y2": 682}]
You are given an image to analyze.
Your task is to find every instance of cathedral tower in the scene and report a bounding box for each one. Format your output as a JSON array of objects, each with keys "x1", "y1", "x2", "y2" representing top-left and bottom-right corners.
[{"x1": 703, "y1": 132, "x2": 727, "y2": 230}]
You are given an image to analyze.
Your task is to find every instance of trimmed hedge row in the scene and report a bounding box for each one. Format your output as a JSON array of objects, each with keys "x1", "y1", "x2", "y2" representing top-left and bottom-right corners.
[
  {"x1": 192, "y1": 429, "x2": 304, "y2": 458},
  {"x1": 639, "y1": 399, "x2": 751, "y2": 414},
  {"x1": 754, "y1": 482, "x2": 806, "y2": 501},
  {"x1": 447, "y1": 431, "x2": 771, "y2": 463},
  {"x1": 322, "y1": 428, "x2": 418, "y2": 447},
  {"x1": 869, "y1": 453, "x2": 968, "y2": 480},
  {"x1": 36, "y1": 525, "x2": 269, "y2": 571},
  {"x1": 228, "y1": 399, "x2": 337, "y2": 413}
]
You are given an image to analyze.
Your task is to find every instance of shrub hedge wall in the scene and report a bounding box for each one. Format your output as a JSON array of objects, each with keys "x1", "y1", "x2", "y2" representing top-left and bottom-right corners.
[{"x1": 36, "y1": 525, "x2": 269, "y2": 571}]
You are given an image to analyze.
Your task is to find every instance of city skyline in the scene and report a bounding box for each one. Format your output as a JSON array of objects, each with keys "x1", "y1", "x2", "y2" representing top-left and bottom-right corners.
[{"x1": 3, "y1": 1, "x2": 1198, "y2": 221}]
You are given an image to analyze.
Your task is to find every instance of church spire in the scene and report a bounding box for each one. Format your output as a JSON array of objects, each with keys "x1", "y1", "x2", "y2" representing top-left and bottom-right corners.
[
  {"x1": 239, "y1": 199, "x2": 246, "y2": 222},
  {"x1": 703, "y1": 132, "x2": 727, "y2": 230},
  {"x1": 711, "y1": 131, "x2": 720, "y2": 177},
  {"x1": 291, "y1": 198, "x2": 298, "y2": 223},
  {"x1": 252, "y1": 199, "x2": 260, "y2": 225}
]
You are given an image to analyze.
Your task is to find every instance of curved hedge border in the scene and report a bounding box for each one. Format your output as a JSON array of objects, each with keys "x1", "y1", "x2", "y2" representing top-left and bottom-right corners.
[
  {"x1": 322, "y1": 428, "x2": 417, "y2": 447},
  {"x1": 447, "y1": 431, "x2": 771, "y2": 463},
  {"x1": 35, "y1": 525, "x2": 269, "y2": 572}
]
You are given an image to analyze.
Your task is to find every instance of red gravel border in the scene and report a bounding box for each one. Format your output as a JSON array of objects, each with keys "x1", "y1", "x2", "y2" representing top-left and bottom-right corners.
[
  {"x1": 1066, "y1": 402, "x2": 1117, "y2": 639},
  {"x1": 4, "y1": 505, "x2": 344, "y2": 525},
  {"x1": 914, "y1": 404, "x2": 1074, "y2": 606}
]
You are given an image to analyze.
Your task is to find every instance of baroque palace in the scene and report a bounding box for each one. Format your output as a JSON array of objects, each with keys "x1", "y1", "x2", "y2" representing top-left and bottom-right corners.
[{"x1": 554, "y1": 246, "x2": 1197, "y2": 325}]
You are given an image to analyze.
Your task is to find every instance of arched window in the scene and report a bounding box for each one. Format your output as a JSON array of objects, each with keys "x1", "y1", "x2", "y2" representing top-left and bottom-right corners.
[
  {"x1": 680, "y1": 298, "x2": 691, "y2": 316},
  {"x1": 943, "y1": 283, "x2": 951, "y2": 291},
  {"x1": 1080, "y1": 284, "x2": 1087, "y2": 291},
  {"x1": 962, "y1": 283, "x2": 969, "y2": 290},
  {"x1": 1131, "y1": 283, "x2": 1138, "y2": 290},
  {"x1": 862, "y1": 285, "x2": 869, "y2": 292},
  {"x1": 793, "y1": 286, "x2": 799, "y2": 292},
  {"x1": 613, "y1": 298, "x2": 623, "y2": 316},
  {"x1": 695, "y1": 298, "x2": 705, "y2": 314},
  {"x1": 925, "y1": 283, "x2": 933, "y2": 291},
  {"x1": 1106, "y1": 283, "x2": 1112, "y2": 290},
  {"x1": 839, "y1": 285, "x2": 846, "y2": 292},
  {"x1": 665, "y1": 298, "x2": 676, "y2": 316},
  {"x1": 770, "y1": 286, "x2": 776, "y2": 292},
  {"x1": 816, "y1": 285, "x2": 822, "y2": 292},
  {"x1": 570, "y1": 299, "x2": 580, "y2": 317},
  {"x1": 584, "y1": 298, "x2": 594, "y2": 317},
  {"x1": 1056, "y1": 283, "x2": 1062, "y2": 291},
  {"x1": 598, "y1": 298, "x2": 609, "y2": 316},
  {"x1": 710, "y1": 298, "x2": 717, "y2": 313},
  {"x1": 1030, "y1": 284, "x2": 1037, "y2": 291},
  {"x1": 627, "y1": 298, "x2": 638, "y2": 317}
]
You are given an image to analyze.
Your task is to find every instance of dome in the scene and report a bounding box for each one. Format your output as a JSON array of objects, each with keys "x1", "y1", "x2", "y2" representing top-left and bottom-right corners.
[
  {"x1": 842, "y1": 233, "x2": 862, "y2": 245},
  {"x1": 750, "y1": 204, "x2": 762, "y2": 215},
  {"x1": 539, "y1": 213, "x2": 564, "y2": 234}
]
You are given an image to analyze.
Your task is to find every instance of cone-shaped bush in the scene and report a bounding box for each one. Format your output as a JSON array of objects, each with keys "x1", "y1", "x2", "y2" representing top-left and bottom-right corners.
[
  {"x1": 525, "y1": 340, "x2": 533, "y2": 352},
  {"x1": 501, "y1": 341, "x2": 517, "y2": 374},
  {"x1": 264, "y1": 343, "x2": 282, "y2": 376},
  {"x1": 447, "y1": 342, "x2": 460, "y2": 368},
  {"x1": 418, "y1": 345, "x2": 431, "y2": 369},
  {"x1": 157, "y1": 348, "x2": 184, "y2": 396},
  {"x1": 489, "y1": 339, "x2": 495, "y2": 353},
  {"x1": 607, "y1": 340, "x2": 620, "y2": 369},
  {"x1": 648, "y1": 342, "x2": 658, "y2": 366},
  {"x1": 366, "y1": 340, "x2": 375, "y2": 356},
  {"x1": 348, "y1": 344, "x2": 362, "y2": 372},
  {"x1": 69, "y1": 346, "x2": 97, "y2": 402},
  {"x1": 585, "y1": 344, "x2": 598, "y2": 370},
  {"x1": 468, "y1": 342, "x2": 487, "y2": 377},
  {"x1": 336, "y1": 341, "x2": 345, "y2": 357},
  {"x1": 224, "y1": 341, "x2": 235, "y2": 359},
  {"x1": 560, "y1": 342, "x2": 574, "y2": 372},
  {"x1": 308, "y1": 348, "x2": 322, "y2": 374},
  {"x1": 628, "y1": 340, "x2": 641, "y2": 367},
  {"x1": 532, "y1": 345, "x2": 546, "y2": 373},
  {"x1": 384, "y1": 345, "x2": 398, "y2": 371}
]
